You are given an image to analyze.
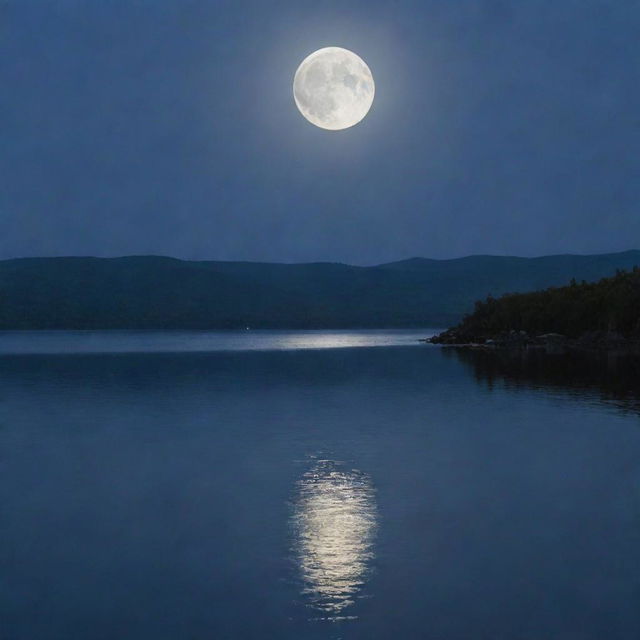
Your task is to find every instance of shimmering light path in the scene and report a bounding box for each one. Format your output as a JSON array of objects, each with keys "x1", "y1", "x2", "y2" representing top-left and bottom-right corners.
[
  {"x1": 292, "y1": 460, "x2": 377, "y2": 620},
  {"x1": 0, "y1": 329, "x2": 437, "y2": 355}
]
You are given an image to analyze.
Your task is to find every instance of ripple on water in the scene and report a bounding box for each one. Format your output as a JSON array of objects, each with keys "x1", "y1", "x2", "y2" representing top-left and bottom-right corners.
[{"x1": 292, "y1": 459, "x2": 377, "y2": 620}]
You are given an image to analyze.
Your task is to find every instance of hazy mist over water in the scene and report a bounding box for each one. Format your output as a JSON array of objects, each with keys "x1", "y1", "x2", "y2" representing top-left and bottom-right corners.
[{"x1": 2, "y1": 331, "x2": 639, "y2": 639}]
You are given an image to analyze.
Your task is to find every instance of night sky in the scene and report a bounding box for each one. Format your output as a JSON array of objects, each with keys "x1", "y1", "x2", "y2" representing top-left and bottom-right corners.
[{"x1": 2, "y1": 0, "x2": 639, "y2": 264}]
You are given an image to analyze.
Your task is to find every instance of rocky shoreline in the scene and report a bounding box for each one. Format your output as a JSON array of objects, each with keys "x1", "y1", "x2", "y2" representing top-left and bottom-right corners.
[{"x1": 424, "y1": 328, "x2": 640, "y2": 353}]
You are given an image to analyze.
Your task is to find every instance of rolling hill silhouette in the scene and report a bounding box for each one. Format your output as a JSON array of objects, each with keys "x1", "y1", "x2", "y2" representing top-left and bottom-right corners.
[{"x1": 1, "y1": 251, "x2": 639, "y2": 329}]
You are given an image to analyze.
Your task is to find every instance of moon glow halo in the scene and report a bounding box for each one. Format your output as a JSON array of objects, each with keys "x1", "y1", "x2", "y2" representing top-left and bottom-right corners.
[{"x1": 293, "y1": 47, "x2": 375, "y2": 131}]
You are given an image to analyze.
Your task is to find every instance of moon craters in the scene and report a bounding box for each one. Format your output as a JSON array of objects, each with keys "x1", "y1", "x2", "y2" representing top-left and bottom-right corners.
[{"x1": 293, "y1": 47, "x2": 375, "y2": 131}]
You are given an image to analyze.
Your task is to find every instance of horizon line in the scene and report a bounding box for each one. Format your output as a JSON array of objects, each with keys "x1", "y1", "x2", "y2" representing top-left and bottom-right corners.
[{"x1": 1, "y1": 248, "x2": 639, "y2": 268}]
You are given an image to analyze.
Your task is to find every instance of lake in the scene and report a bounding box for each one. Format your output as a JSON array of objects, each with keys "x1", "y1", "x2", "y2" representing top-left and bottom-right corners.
[{"x1": 2, "y1": 330, "x2": 639, "y2": 639}]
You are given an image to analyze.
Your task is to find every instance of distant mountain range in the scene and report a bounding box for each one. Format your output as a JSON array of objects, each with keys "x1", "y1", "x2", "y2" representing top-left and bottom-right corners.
[{"x1": 1, "y1": 251, "x2": 639, "y2": 329}]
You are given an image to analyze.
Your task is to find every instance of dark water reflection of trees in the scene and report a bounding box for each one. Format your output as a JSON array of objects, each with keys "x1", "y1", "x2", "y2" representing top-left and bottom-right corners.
[{"x1": 448, "y1": 347, "x2": 640, "y2": 416}]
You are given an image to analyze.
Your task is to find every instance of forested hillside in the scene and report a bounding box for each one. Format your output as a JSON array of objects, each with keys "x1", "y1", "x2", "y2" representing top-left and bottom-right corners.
[
  {"x1": 1, "y1": 251, "x2": 639, "y2": 329},
  {"x1": 431, "y1": 268, "x2": 640, "y2": 344}
]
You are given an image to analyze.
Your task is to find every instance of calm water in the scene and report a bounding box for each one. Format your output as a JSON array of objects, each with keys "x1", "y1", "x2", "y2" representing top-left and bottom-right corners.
[
  {"x1": 1, "y1": 331, "x2": 639, "y2": 639},
  {"x1": 0, "y1": 329, "x2": 432, "y2": 355}
]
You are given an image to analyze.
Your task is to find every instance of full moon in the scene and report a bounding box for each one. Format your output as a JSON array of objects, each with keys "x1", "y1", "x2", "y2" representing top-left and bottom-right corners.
[{"x1": 293, "y1": 47, "x2": 375, "y2": 131}]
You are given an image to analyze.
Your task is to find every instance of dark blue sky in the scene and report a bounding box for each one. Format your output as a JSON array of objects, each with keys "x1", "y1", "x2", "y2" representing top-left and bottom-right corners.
[{"x1": 2, "y1": 0, "x2": 639, "y2": 264}]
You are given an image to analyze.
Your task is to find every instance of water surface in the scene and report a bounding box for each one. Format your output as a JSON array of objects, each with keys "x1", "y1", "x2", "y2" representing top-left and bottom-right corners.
[
  {"x1": 0, "y1": 329, "x2": 431, "y2": 355},
  {"x1": 1, "y1": 331, "x2": 639, "y2": 639}
]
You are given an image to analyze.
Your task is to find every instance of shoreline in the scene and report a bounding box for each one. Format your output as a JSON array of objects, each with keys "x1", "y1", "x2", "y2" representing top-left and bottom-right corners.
[{"x1": 424, "y1": 329, "x2": 640, "y2": 354}]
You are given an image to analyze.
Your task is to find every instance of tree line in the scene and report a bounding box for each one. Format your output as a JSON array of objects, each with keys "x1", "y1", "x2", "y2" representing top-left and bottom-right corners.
[{"x1": 450, "y1": 267, "x2": 640, "y2": 339}]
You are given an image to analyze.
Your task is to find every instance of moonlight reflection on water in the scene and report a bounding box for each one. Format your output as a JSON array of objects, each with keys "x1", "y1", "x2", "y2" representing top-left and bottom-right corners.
[{"x1": 292, "y1": 460, "x2": 377, "y2": 620}]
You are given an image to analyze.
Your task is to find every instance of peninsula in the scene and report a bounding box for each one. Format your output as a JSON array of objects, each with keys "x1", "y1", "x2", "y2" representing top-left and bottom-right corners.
[{"x1": 428, "y1": 267, "x2": 640, "y2": 350}]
